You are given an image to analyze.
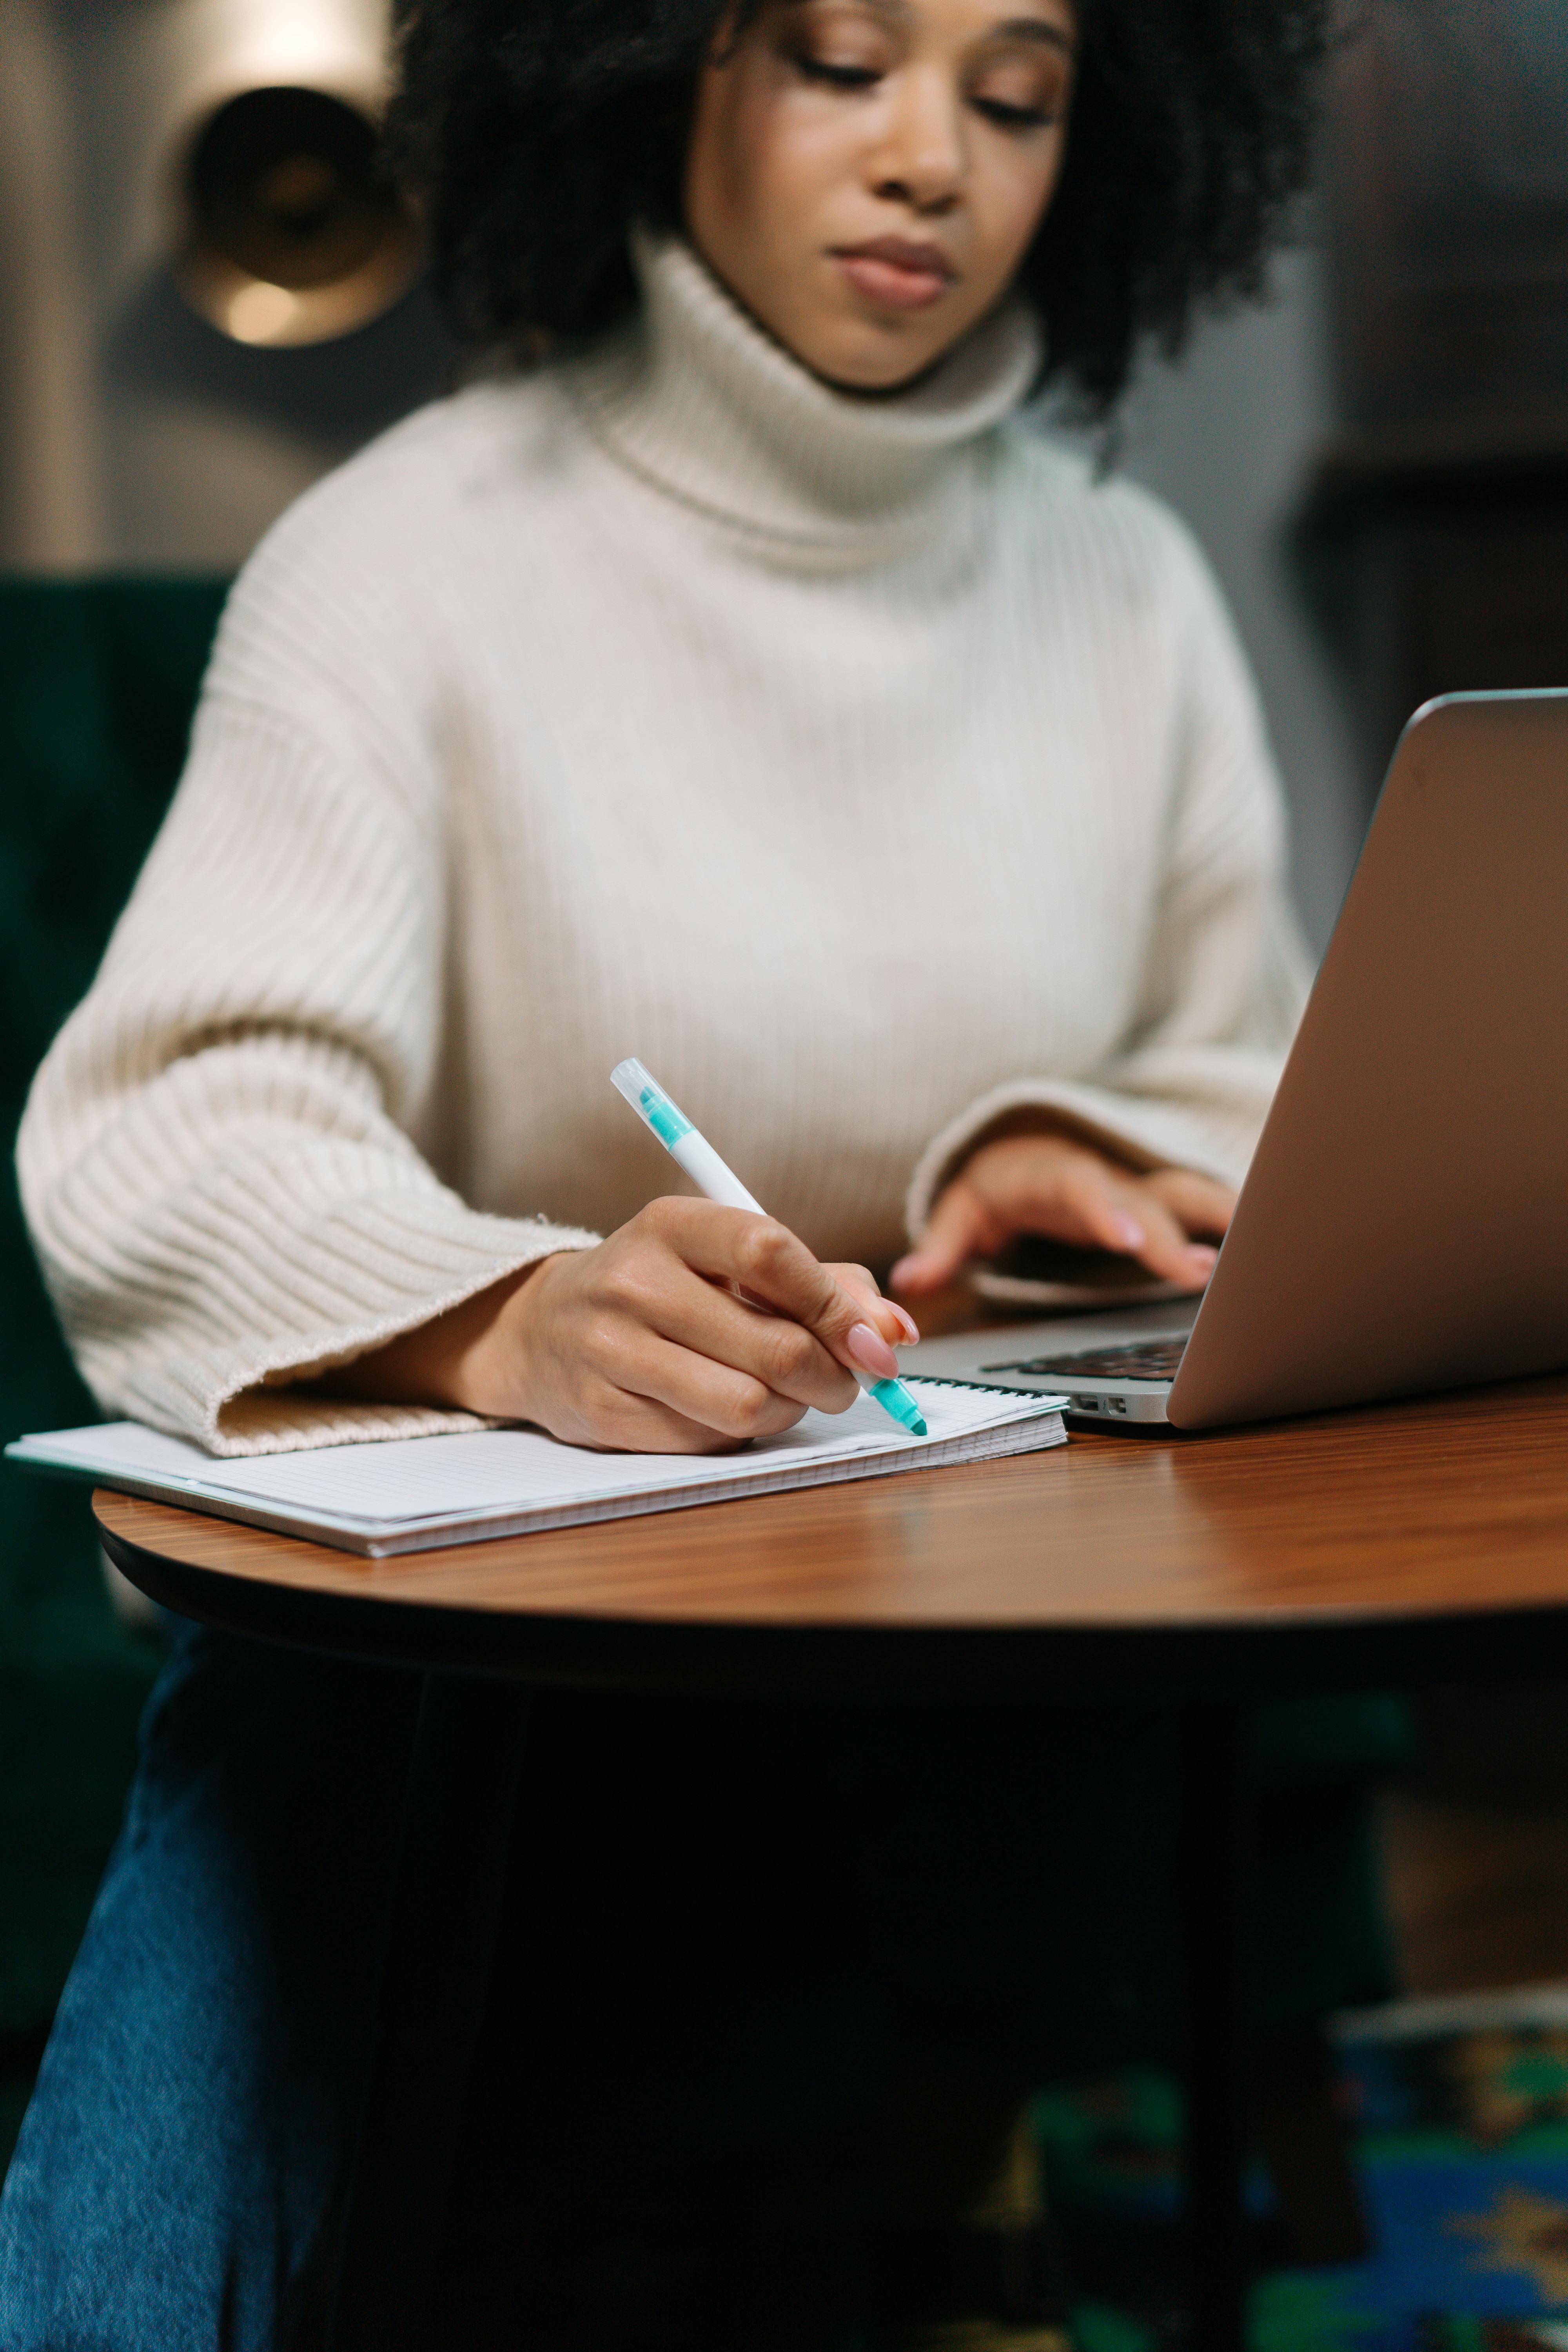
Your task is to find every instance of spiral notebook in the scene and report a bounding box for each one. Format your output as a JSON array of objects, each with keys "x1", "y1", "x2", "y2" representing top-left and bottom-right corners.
[{"x1": 7, "y1": 1379, "x2": 1069, "y2": 1557}]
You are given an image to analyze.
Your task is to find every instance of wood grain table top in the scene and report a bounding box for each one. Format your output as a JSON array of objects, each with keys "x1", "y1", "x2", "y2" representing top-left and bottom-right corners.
[{"x1": 94, "y1": 1368, "x2": 1568, "y2": 1694}]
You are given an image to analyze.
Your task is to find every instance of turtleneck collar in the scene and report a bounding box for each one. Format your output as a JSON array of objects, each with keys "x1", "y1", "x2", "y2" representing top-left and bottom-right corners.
[{"x1": 563, "y1": 230, "x2": 1041, "y2": 567}]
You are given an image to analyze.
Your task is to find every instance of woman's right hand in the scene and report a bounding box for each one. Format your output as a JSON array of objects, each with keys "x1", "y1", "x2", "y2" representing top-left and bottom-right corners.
[{"x1": 341, "y1": 1198, "x2": 918, "y2": 1453}]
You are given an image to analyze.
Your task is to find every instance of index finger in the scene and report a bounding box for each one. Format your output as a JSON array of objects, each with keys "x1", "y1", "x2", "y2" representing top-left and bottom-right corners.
[
  {"x1": 654, "y1": 1200, "x2": 902, "y2": 1380},
  {"x1": 1146, "y1": 1168, "x2": 1238, "y2": 1238}
]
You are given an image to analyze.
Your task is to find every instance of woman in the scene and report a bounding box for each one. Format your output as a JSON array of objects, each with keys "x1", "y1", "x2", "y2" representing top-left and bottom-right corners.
[{"x1": 2, "y1": 0, "x2": 1328, "y2": 2343}]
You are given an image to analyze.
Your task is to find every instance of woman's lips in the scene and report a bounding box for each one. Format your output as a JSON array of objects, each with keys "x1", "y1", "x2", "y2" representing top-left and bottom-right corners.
[{"x1": 832, "y1": 241, "x2": 955, "y2": 311}]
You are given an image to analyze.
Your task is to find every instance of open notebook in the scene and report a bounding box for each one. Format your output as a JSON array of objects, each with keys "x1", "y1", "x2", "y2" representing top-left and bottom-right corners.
[{"x1": 7, "y1": 1379, "x2": 1069, "y2": 1558}]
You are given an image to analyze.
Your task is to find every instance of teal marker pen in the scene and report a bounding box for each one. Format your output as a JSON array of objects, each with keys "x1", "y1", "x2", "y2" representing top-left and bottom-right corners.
[{"x1": 611, "y1": 1058, "x2": 927, "y2": 1437}]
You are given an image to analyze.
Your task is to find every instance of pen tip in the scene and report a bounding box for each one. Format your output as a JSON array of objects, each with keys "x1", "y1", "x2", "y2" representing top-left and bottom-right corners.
[{"x1": 868, "y1": 1377, "x2": 927, "y2": 1436}]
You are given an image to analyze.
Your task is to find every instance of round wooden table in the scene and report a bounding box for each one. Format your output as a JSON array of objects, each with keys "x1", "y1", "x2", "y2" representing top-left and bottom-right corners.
[
  {"x1": 96, "y1": 1367, "x2": 1568, "y2": 2352},
  {"x1": 95, "y1": 1365, "x2": 1568, "y2": 1684}
]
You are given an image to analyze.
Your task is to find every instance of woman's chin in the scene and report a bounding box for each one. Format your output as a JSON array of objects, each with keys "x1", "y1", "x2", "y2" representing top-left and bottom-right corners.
[
  {"x1": 795, "y1": 321, "x2": 961, "y2": 397},
  {"x1": 691, "y1": 238, "x2": 968, "y2": 396}
]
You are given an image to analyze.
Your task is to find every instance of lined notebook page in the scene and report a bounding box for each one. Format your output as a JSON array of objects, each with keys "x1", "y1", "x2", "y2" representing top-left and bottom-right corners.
[{"x1": 10, "y1": 1381, "x2": 1067, "y2": 1556}]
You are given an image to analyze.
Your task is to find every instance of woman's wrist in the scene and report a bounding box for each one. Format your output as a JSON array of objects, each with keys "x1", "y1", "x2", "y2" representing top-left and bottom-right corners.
[{"x1": 318, "y1": 1259, "x2": 557, "y2": 1415}]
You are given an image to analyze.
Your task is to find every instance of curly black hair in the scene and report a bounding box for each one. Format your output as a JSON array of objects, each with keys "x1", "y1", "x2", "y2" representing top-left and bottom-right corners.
[{"x1": 388, "y1": 0, "x2": 1330, "y2": 412}]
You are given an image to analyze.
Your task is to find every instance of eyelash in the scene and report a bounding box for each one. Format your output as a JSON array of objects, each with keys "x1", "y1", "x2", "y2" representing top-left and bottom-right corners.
[
  {"x1": 793, "y1": 55, "x2": 1057, "y2": 131},
  {"x1": 975, "y1": 96, "x2": 1056, "y2": 129},
  {"x1": 795, "y1": 56, "x2": 880, "y2": 90}
]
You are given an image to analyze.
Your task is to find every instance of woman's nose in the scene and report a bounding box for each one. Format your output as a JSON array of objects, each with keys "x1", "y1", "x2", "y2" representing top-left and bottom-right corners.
[{"x1": 865, "y1": 67, "x2": 965, "y2": 212}]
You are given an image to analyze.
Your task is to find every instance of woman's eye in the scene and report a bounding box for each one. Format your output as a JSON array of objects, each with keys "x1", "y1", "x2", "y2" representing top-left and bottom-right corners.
[
  {"x1": 972, "y1": 93, "x2": 1059, "y2": 129},
  {"x1": 794, "y1": 54, "x2": 882, "y2": 91}
]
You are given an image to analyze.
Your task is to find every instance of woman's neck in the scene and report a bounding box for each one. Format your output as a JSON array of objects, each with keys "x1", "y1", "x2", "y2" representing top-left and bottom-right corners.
[{"x1": 563, "y1": 231, "x2": 1041, "y2": 568}]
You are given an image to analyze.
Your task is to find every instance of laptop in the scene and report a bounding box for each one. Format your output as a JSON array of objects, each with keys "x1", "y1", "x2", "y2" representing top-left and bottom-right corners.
[{"x1": 918, "y1": 690, "x2": 1568, "y2": 1430}]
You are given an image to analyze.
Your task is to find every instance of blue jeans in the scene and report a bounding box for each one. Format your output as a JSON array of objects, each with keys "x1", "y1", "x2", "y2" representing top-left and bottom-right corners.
[{"x1": 0, "y1": 1621, "x2": 1167, "y2": 2351}]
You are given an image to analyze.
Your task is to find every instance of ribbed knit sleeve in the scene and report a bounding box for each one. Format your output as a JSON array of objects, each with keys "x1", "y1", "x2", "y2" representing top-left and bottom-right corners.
[
  {"x1": 905, "y1": 512, "x2": 1311, "y2": 1239},
  {"x1": 17, "y1": 478, "x2": 598, "y2": 1456}
]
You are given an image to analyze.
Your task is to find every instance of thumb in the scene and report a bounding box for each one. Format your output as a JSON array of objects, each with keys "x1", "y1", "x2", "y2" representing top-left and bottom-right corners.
[{"x1": 890, "y1": 1180, "x2": 989, "y2": 1296}]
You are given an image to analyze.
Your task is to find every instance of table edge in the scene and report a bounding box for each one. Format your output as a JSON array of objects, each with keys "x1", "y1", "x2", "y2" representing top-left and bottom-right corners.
[{"x1": 97, "y1": 1501, "x2": 1568, "y2": 1697}]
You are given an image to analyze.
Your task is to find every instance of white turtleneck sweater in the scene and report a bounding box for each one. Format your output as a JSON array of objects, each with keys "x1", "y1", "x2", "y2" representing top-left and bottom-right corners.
[{"x1": 19, "y1": 237, "x2": 1308, "y2": 1456}]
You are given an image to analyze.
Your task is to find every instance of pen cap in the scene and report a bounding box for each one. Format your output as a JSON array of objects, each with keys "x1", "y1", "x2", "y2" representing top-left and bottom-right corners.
[
  {"x1": 611, "y1": 1058, "x2": 765, "y2": 1214},
  {"x1": 612, "y1": 1058, "x2": 693, "y2": 1150}
]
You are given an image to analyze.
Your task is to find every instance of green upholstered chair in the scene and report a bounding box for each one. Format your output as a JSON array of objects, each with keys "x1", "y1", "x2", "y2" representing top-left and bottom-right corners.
[{"x1": 0, "y1": 578, "x2": 230, "y2": 2160}]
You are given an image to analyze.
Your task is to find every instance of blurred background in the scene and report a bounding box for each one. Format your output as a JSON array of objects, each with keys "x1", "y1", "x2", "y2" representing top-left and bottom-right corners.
[
  {"x1": 5, "y1": 0, "x2": 1568, "y2": 2323},
  {"x1": 7, "y1": 2, "x2": 1567, "y2": 937},
  {"x1": 0, "y1": 0, "x2": 450, "y2": 570}
]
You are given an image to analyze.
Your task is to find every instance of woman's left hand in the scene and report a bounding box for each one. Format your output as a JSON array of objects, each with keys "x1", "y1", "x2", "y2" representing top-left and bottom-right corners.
[{"x1": 890, "y1": 1133, "x2": 1237, "y2": 1297}]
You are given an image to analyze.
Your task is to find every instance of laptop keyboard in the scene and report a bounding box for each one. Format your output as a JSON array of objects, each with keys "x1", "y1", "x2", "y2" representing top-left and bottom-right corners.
[{"x1": 979, "y1": 1338, "x2": 1189, "y2": 1383}]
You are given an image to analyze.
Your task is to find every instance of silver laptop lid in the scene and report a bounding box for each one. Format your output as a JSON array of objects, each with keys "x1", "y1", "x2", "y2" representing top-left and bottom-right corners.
[{"x1": 1168, "y1": 690, "x2": 1568, "y2": 1428}]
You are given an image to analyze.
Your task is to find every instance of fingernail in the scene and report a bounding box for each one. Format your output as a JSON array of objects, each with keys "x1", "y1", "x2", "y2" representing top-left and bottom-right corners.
[
  {"x1": 1186, "y1": 1244, "x2": 1218, "y2": 1272},
  {"x1": 1112, "y1": 1215, "x2": 1146, "y2": 1251},
  {"x1": 846, "y1": 1322, "x2": 900, "y2": 1380},
  {"x1": 889, "y1": 1304, "x2": 921, "y2": 1346},
  {"x1": 889, "y1": 1255, "x2": 921, "y2": 1289}
]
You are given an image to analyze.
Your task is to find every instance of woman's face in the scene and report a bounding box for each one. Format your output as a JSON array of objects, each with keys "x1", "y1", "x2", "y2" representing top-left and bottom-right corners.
[{"x1": 684, "y1": 0, "x2": 1076, "y2": 391}]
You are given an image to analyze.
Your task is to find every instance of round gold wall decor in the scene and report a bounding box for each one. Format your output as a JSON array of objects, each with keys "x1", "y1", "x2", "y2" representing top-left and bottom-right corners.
[{"x1": 176, "y1": 85, "x2": 421, "y2": 347}]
